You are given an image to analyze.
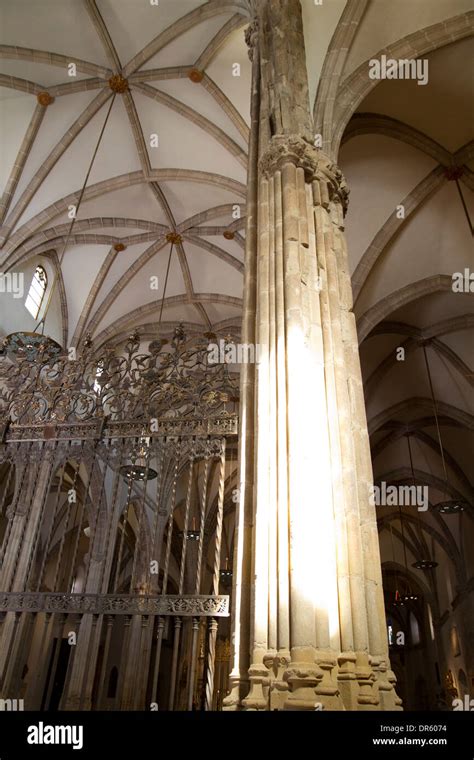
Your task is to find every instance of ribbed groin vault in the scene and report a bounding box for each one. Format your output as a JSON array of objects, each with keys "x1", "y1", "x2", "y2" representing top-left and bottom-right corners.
[{"x1": 0, "y1": 0, "x2": 472, "y2": 711}]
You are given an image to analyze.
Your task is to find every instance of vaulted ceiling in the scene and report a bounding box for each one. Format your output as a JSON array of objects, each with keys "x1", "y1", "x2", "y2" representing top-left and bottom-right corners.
[
  {"x1": 0, "y1": 0, "x2": 473, "y2": 613},
  {"x1": 331, "y1": 1, "x2": 474, "y2": 613},
  {"x1": 0, "y1": 0, "x2": 251, "y2": 350}
]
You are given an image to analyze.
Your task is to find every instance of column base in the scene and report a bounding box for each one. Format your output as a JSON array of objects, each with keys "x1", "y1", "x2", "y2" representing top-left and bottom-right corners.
[
  {"x1": 315, "y1": 651, "x2": 344, "y2": 710},
  {"x1": 235, "y1": 649, "x2": 402, "y2": 711},
  {"x1": 222, "y1": 681, "x2": 242, "y2": 711},
  {"x1": 241, "y1": 656, "x2": 270, "y2": 710},
  {"x1": 267, "y1": 651, "x2": 290, "y2": 710},
  {"x1": 337, "y1": 651, "x2": 359, "y2": 710},
  {"x1": 355, "y1": 652, "x2": 379, "y2": 710},
  {"x1": 283, "y1": 647, "x2": 324, "y2": 711},
  {"x1": 371, "y1": 655, "x2": 403, "y2": 710}
]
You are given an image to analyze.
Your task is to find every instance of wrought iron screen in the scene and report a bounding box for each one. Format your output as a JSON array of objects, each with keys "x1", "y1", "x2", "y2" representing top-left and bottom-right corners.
[{"x1": 0, "y1": 330, "x2": 238, "y2": 710}]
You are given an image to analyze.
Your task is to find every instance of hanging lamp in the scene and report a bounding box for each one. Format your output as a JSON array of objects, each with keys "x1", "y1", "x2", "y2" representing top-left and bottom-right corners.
[
  {"x1": 421, "y1": 343, "x2": 469, "y2": 515},
  {"x1": 389, "y1": 520, "x2": 404, "y2": 607},
  {"x1": 220, "y1": 556, "x2": 233, "y2": 586},
  {"x1": 120, "y1": 436, "x2": 158, "y2": 482},
  {"x1": 406, "y1": 432, "x2": 437, "y2": 573},
  {"x1": 395, "y1": 436, "x2": 419, "y2": 603},
  {"x1": 185, "y1": 515, "x2": 200, "y2": 543}
]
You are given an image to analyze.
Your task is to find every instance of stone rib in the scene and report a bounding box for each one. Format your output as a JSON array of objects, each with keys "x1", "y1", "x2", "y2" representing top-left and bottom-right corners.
[
  {"x1": 83, "y1": 0, "x2": 122, "y2": 71},
  {"x1": 333, "y1": 12, "x2": 474, "y2": 156},
  {"x1": 313, "y1": 0, "x2": 369, "y2": 153},
  {"x1": 132, "y1": 82, "x2": 247, "y2": 167},
  {"x1": 182, "y1": 234, "x2": 244, "y2": 273},
  {"x1": 0, "y1": 73, "x2": 44, "y2": 95},
  {"x1": 194, "y1": 14, "x2": 246, "y2": 70},
  {"x1": 2, "y1": 170, "x2": 245, "y2": 262},
  {"x1": 343, "y1": 113, "x2": 452, "y2": 165},
  {"x1": 71, "y1": 244, "x2": 118, "y2": 346},
  {"x1": 193, "y1": 302, "x2": 212, "y2": 328},
  {"x1": 85, "y1": 236, "x2": 168, "y2": 336},
  {"x1": 366, "y1": 334, "x2": 474, "y2": 400},
  {"x1": 201, "y1": 74, "x2": 249, "y2": 142},
  {"x1": 3, "y1": 89, "x2": 112, "y2": 239},
  {"x1": 175, "y1": 239, "x2": 195, "y2": 299},
  {"x1": 48, "y1": 78, "x2": 107, "y2": 96},
  {"x1": 0, "y1": 44, "x2": 112, "y2": 77},
  {"x1": 0, "y1": 103, "x2": 45, "y2": 225},
  {"x1": 368, "y1": 397, "x2": 474, "y2": 436},
  {"x1": 357, "y1": 275, "x2": 455, "y2": 343},
  {"x1": 352, "y1": 166, "x2": 446, "y2": 303},
  {"x1": 178, "y1": 204, "x2": 247, "y2": 231},
  {"x1": 122, "y1": 89, "x2": 152, "y2": 174},
  {"x1": 128, "y1": 66, "x2": 190, "y2": 83},
  {"x1": 92, "y1": 292, "x2": 243, "y2": 347},
  {"x1": 123, "y1": 0, "x2": 249, "y2": 76}
]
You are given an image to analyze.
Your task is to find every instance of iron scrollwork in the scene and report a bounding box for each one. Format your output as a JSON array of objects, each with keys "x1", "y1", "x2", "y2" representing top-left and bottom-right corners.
[
  {"x1": 0, "y1": 327, "x2": 239, "y2": 439},
  {"x1": 0, "y1": 592, "x2": 230, "y2": 616}
]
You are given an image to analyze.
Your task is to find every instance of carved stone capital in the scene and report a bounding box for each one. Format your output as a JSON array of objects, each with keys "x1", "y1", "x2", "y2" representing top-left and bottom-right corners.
[
  {"x1": 259, "y1": 135, "x2": 350, "y2": 214},
  {"x1": 244, "y1": 19, "x2": 259, "y2": 61},
  {"x1": 260, "y1": 135, "x2": 316, "y2": 179}
]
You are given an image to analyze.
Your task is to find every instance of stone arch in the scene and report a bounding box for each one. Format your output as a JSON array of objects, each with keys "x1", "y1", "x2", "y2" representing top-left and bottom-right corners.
[
  {"x1": 352, "y1": 167, "x2": 446, "y2": 303},
  {"x1": 367, "y1": 397, "x2": 474, "y2": 436},
  {"x1": 332, "y1": 13, "x2": 474, "y2": 156},
  {"x1": 357, "y1": 275, "x2": 454, "y2": 343},
  {"x1": 313, "y1": 0, "x2": 370, "y2": 153}
]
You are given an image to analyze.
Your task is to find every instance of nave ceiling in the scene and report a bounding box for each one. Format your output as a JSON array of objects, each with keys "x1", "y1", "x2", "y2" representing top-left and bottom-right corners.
[{"x1": 0, "y1": 0, "x2": 473, "y2": 609}]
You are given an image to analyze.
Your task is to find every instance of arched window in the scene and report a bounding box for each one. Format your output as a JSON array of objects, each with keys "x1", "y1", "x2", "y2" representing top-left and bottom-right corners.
[{"x1": 25, "y1": 265, "x2": 47, "y2": 319}]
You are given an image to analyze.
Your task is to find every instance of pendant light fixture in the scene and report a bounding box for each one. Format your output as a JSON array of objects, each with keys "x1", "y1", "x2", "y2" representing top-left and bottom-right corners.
[
  {"x1": 220, "y1": 559, "x2": 233, "y2": 586},
  {"x1": 389, "y1": 521, "x2": 404, "y2": 608},
  {"x1": 120, "y1": 435, "x2": 158, "y2": 482},
  {"x1": 421, "y1": 343, "x2": 469, "y2": 515},
  {"x1": 392, "y1": 434, "x2": 419, "y2": 603},
  {"x1": 405, "y1": 432, "x2": 437, "y2": 576},
  {"x1": 185, "y1": 515, "x2": 200, "y2": 543}
]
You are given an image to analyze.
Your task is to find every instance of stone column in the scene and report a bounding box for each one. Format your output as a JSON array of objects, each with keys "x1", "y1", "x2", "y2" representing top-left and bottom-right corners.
[
  {"x1": 223, "y1": 17, "x2": 259, "y2": 711},
  {"x1": 0, "y1": 447, "x2": 56, "y2": 697},
  {"x1": 115, "y1": 615, "x2": 132, "y2": 707},
  {"x1": 62, "y1": 469, "x2": 112, "y2": 710},
  {"x1": 134, "y1": 616, "x2": 153, "y2": 710},
  {"x1": 119, "y1": 614, "x2": 145, "y2": 710},
  {"x1": 226, "y1": 0, "x2": 400, "y2": 711},
  {"x1": 62, "y1": 596, "x2": 103, "y2": 709},
  {"x1": 96, "y1": 615, "x2": 114, "y2": 709},
  {"x1": 119, "y1": 506, "x2": 153, "y2": 710}
]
